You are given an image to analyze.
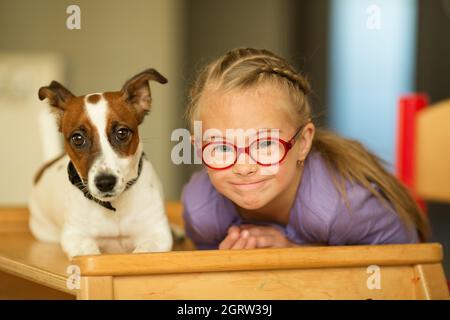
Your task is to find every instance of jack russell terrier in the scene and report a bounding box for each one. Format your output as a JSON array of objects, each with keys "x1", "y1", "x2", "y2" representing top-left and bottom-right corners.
[{"x1": 29, "y1": 68, "x2": 173, "y2": 259}]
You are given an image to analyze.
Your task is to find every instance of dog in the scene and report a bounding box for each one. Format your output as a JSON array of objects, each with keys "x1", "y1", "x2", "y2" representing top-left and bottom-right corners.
[{"x1": 29, "y1": 68, "x2": 173, "y2": 259}]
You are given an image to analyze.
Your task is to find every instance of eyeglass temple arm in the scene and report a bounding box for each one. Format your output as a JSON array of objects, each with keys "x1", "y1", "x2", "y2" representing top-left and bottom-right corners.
[{"x1": 289, "y1": 118, "x2": 312, "y2": 145}]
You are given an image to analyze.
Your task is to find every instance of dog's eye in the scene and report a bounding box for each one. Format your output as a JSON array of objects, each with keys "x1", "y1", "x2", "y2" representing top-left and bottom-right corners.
[
  {"x1": 116, "y1": 128, "x2": 131, "y2": 142},
  {"x1": 71, "y1": 133, "x2": 86, "y2": 148}
]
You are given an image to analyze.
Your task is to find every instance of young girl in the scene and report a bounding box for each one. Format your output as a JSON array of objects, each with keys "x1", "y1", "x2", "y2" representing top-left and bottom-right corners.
[{"x1": 181, "y1": 47, "x2": 429, "y2": 250}]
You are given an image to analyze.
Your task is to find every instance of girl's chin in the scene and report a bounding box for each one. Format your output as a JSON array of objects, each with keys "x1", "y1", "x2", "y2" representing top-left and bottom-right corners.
[{"x1": 232, "y1": 194, "x2": 269, "y2": 210}]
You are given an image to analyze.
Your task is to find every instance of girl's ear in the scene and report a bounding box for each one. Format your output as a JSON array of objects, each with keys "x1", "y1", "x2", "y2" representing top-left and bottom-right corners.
[{"x1": 297, "y1": 122, "x2": 315, "y2": 162}]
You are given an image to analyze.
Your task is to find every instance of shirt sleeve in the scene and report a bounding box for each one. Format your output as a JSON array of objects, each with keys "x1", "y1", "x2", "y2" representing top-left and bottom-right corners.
[
  {"x1": 182, "y1": 204, "x2": 219, "y2": 250},
  {"x1": 181, "y1": 171, "x2": 222, "y2": 250},
  {"x1": 327, "y1": 183, "x2": 419, "y2": 245}
]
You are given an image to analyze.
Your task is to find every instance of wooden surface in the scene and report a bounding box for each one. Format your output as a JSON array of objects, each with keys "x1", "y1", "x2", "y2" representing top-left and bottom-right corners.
[
  {"x1": 0, "y1": 203, "x2": 192, "y2": 298},
  {"x1": 108, "y1": 266, "x2": 425, "y2": 299},
  {"x1": 0, "y1": 205, "x2": 449, "y2": 300},
  {"x1": 0, "y1": 271, "x2": 73, "y2": 300},
  {"x1": 77, "y1": 276, "x2": 113, "y2": 300},
  {"x1": 73, "y1": 243, "x2": 443, "y2": 276},
  {"x1": 416, "y1": 99, "x2": 450, "y2": 202},
  {"x1": 413, "y1": 264, "x2": 450, "y2": 299},
  {"x1": 0, "y1": 229, "x2": 72, "y2": 295}
]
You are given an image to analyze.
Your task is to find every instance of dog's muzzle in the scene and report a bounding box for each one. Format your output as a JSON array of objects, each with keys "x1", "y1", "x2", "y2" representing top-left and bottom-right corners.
[{"x1": 94, "y1": 174, "x2": 117, "y2": 193}]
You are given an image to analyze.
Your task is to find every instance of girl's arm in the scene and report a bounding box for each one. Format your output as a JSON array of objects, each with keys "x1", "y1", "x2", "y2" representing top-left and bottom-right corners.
[{"x1": 183, "y1": 207, "x2": 219, "y2": 250}]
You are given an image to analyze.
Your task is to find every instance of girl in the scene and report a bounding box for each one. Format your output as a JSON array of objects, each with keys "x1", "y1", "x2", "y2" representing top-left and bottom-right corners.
[{"x1": 182, "y1": 47, "x2": 429, "y2": 250}]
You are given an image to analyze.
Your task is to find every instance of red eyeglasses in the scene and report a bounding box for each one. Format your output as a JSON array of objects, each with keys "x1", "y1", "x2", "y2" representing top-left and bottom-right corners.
[{"x1": 201, "y1": 124, "x2": 306, "y2": 170}]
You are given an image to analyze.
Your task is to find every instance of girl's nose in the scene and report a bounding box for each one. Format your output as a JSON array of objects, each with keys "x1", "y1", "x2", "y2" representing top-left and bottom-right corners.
[{"x1": 232, "y1": 153, "x2": 257, "y2": 176}]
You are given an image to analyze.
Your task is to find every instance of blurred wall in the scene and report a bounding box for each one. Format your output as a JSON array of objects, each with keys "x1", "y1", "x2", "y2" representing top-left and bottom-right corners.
[
  {"x1": 0, "y1": 0, "x2": 185, "y2": 201},
  {"x1": 417, "y1": 0, "x2": 450, "y2": 103}
]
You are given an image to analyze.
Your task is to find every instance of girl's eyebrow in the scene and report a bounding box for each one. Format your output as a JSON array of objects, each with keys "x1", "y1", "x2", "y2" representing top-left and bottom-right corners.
[
  {"x1": 204, "y1": 128, "x2": 282, "y2": 141},
  {"x1": 259, "y1": 128, "x2": 282, "y2": 133},
  {"x1": 203, "y1": 132, "x2": 224, "y2": 141}
]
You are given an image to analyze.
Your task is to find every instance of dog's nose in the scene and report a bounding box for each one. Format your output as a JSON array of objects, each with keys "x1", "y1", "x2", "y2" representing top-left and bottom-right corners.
[{"x1": 95, "y1": 174, "x2": 117, "y2": 192}]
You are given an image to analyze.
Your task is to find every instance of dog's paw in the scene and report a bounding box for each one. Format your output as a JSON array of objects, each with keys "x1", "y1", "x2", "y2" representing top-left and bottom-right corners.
[
  {"x1": 64, "y1": 239, "x2": 101, "y2": 259},
  {"x1": 133, "y1": 239, "x2": 172, "y2": 253}
]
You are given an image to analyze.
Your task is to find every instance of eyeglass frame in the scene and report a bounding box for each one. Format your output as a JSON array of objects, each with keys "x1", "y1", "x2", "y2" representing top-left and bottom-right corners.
[{"x1": 201, "y1": 122, "x2": 309, "y2": 170}]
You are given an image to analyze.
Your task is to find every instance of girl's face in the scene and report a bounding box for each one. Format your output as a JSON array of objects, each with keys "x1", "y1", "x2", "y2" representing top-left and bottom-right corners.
[{"x1": 197, "y1": 82, "x2": 314, "y2": 210}]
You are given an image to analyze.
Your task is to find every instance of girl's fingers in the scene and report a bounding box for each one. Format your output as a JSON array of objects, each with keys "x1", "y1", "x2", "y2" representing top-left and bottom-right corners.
[
  {"x1": 230, "y1": 230, "x2": 250, "y2": 249},
  {"x1": 240, "y1": 224, "x2": 280, "y2": 237},
  {"x1": 247, "y1": 227, "x2": 267, "y2": 237},
  {"x1": 255, "y1": 236, "x2": 274, "y2": 248},
  {"x1": 242, "y1": 226, "x2": 275, "y2": 238},
  {"x1": 227, "y1": 225, "x2": 240, "y2": 235},
  {"x1": 218, "y1": 231, "x2": 240, "y2": 250},
  {"x1": 240, "y1": 224, "x2": 264, "y2": 236},
  {"x1": 219, "y1": 225, "x2": 241, "y2": 250},
  {"x1": 244, "y1": 236, "x2": 257, "y2": 249},
  {"x1": 222, "y1": 225, "x2": 288, "y2": 249}
]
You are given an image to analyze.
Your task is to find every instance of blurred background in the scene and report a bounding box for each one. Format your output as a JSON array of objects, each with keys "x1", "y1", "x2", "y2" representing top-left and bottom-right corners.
[{"x1": 0, "y1": 0, "x2": 449, "y2": 275}]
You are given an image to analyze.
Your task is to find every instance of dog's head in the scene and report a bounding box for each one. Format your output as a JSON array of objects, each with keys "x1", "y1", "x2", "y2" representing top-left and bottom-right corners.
[{"x1": 38, "y1": 69, "x2": 167, "y2": 201}]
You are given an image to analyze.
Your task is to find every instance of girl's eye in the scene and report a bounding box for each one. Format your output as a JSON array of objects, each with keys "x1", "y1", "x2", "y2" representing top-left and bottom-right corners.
[
  {"x1": 214, "y1": 144, "x2": 232, "y2": 153},
  {"x1": 116, "y1": 128, "x2": 131, "y2": 142},
  {"x1": 258, "y1": 140, "x2": 273, "y2": 148},
  {"x1": 71, "y1": 133, "x2": 86, "y2": 148}
]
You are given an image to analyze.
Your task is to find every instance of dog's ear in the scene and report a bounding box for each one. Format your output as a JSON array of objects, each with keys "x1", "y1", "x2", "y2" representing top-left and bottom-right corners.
[
  {"x1": 38, "y1": 81, "x2": 75, "y2": 129},
  {"x1": 121, "y1": 68, "x2": 167, "y2": 124}
]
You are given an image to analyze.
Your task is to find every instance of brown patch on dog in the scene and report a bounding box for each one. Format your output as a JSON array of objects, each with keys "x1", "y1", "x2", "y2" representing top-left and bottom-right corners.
[
  {"x1": 103, "y1": 92, "x2": 140, "y2": 157},
  {"x1": 60, "y1": 96, "x2": 101, "y2": 181},
  {"x1": 87, "y1": 94, "x2": 101, "y2": 104},
  {"x1": 33, "y1": 153, "x2": 66, "y2": 185}
]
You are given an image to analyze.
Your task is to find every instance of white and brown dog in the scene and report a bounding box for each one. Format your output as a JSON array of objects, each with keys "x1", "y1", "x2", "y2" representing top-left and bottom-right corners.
[{"x1": 29, "y1": 68, "x2": 173, "y2": 259}]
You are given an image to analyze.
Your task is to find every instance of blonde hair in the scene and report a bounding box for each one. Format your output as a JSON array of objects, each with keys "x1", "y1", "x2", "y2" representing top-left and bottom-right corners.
[{"x1": 186, "y1": 47, "x2": 430, "y2": 241}]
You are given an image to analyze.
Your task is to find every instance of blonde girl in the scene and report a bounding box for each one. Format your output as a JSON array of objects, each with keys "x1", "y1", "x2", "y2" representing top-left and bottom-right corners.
[{"x1": 182, "y1": 47, "x2": 429, "y2": 250}]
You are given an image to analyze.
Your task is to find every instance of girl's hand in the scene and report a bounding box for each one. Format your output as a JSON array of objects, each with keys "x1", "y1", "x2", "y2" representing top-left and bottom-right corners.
[{"x1": 218, "y1": 224, "x2": 298, "y2": 250}]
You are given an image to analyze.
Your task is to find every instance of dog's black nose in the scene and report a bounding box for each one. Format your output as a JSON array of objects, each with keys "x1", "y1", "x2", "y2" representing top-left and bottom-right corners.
[{"x1": 95, "y1": 174, "x2": 117, "y2": 192}]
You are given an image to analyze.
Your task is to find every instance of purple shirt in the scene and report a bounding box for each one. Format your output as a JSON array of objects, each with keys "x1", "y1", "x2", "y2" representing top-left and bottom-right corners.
[{"x1": 182, "y1": 151, "x2": 419, "y2": 249}]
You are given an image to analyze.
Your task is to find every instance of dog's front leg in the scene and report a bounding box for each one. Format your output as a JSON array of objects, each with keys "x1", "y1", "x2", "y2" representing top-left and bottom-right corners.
[
  {"x1": 61, "y1": 228, "x2": 101, "y2": 260},
  {"x1": 132, "y1": 224, "x2": 173, "y2": 253}
]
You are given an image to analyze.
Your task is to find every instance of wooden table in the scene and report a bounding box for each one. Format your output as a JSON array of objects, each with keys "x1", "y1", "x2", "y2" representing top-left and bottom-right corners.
[{"x1": 0, "y1": 204, "x2": 448, "y2": 300}]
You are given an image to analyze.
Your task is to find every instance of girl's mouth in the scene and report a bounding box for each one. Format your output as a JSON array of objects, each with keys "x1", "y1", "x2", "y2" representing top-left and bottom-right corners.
[{"x1": 230, "y1": 179, "x2": 268, "y2": 191}]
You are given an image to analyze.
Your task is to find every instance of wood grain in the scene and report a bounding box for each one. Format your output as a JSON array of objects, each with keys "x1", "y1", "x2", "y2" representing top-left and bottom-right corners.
[
  {"x1": 112, "y1": 266, "x2": 418, "y2": 300},
  {"x1": 72, "y1": 243, "x2": 443, "y2": 277},
  {"x1": 416, "y1": 99, "x2": 450, "y2": 202}
]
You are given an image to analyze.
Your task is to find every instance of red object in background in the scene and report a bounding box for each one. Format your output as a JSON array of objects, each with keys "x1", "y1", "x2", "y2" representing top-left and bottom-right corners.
[{"x1": 395, "y1": 93, "x2": 428, "y2": 211}]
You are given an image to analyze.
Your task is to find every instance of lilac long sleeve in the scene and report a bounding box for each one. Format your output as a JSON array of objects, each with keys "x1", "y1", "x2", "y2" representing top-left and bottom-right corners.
[{"x1": 182, "y1": 151, "x2": 419, "y2": 249}]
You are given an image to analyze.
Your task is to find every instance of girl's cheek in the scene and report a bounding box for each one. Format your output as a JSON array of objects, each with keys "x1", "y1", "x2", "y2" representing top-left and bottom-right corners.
[
  {"x1": 273, "y1": 158, "x2": 298, "y2": 184},
  {"x1": 207, "y1": 169, "x2": 228, "y2": 189}
]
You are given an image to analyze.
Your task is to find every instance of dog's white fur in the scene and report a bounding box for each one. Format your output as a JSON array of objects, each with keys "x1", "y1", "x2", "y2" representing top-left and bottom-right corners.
[{"x1": 29, "y1": 92, "x2": 172, "y2": 259}]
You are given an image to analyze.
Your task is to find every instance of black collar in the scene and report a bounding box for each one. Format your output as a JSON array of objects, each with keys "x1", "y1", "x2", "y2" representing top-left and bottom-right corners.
[{"x1": 67, "y1": 153, "x2": 145, "y2": 212}]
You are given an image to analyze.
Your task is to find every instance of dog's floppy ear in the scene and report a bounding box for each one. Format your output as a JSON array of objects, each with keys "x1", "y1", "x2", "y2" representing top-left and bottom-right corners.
[
  {"x1": 121, "y1": 68, "x2": 167, "y2": 124},
  {"x1": 38, "y1": 81, "x2": 75, "y2": 129}
]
